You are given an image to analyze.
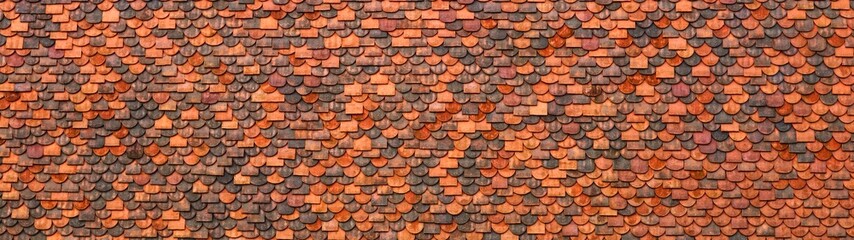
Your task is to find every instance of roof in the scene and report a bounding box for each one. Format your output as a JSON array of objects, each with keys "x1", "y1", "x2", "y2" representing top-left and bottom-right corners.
[{"x1": 1, "y1": 0, "x2": 854, "y2": 239}]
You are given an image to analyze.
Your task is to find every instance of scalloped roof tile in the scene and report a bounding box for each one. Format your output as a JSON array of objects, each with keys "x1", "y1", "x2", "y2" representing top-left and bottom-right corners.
[{"x1": 0, "y1": 0, "x2": 854, "y2": 239}]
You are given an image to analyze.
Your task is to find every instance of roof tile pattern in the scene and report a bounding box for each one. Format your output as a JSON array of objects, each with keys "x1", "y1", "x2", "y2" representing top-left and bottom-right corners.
[{"x1": 1, "y1": 0, "x2": 854, "y2": 239}]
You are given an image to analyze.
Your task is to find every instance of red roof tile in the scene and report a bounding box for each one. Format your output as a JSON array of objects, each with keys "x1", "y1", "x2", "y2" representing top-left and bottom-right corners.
[{"x1": 0, "y1": 0, "x2": 854, "y2": 239}]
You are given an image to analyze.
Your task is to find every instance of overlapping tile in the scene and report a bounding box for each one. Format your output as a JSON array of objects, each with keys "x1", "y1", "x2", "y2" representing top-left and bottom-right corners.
[{"x1": 1, "y1": 0, "x2": 854, "y2": 239}]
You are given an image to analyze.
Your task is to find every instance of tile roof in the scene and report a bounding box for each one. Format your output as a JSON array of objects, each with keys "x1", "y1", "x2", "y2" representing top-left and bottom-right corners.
[{"x1": 1, "y1": 0, "x2": 854, "y2": 239}]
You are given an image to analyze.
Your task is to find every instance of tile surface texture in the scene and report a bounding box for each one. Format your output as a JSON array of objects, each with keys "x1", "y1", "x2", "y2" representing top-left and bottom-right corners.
[{"x1": 1, "y1": 0, "x2": 854, "y2": 239}]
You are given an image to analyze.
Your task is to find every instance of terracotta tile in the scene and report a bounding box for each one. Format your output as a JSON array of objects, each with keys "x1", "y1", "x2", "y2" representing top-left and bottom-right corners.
[{"x1": 0, "y1": 1, "x2": 850, "y2": 239}]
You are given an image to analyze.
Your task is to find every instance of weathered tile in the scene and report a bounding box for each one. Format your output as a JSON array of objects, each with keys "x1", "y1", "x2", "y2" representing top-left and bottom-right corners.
[{"x1": 0, "y1": 1, "x2": 852, "y2": 239}]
